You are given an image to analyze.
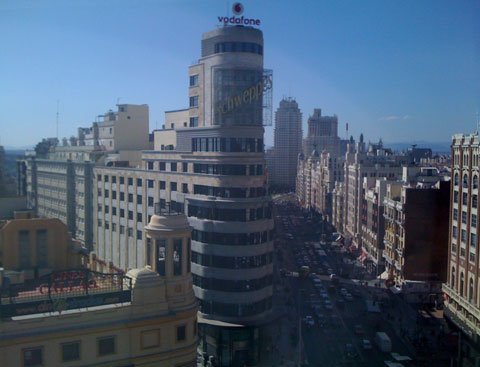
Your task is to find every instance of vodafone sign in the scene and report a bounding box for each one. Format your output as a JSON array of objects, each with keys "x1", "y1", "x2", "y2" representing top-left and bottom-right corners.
[{"x1": 218, "y1": 3, "x2": 261, "y2": 26}]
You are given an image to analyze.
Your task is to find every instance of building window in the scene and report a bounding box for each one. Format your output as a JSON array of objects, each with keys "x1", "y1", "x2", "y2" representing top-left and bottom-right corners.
[
  {"x1": 182, "y1": 183, "x2": 188, "y2": 193},
  {"x1": 120, "y1": 225, "x2": 125, "y2": 234},
  {"x1": 97, "y1": 336, "x2": 115, "y2": 356},
  {"x1": 159, "y1": 180, "x2": 166, "y2": 190},
  {"x1": 19, "y1": 230, "x2": 30, "y2": 268},
  {"x1": 105, "y1": 205, "x2": 109, "y2": 214},
  {"x1": 453, "y1": 226, "x2": 457, "y2": 238},
  {"x1": 137, "y1": 178, "x2": 142, "y2": 187},
  {"x1": 463, "y1": 192, "x2": 468, "y2": 205},
  {"x1": 128, "y1": 228, "x2": 133, "y2": 237},
  {"x1": 454, "y1": 191, "x2": 458, "y2": 203},
  {"x1": 128, "y1": 193, "x2": 133, "y2": 203},
  {"x1": 173, "y1": 239, "x2": 182, "y2": 276},
  {"x1": 137, "y1": 230, "x2": 142, "y2": 240},
  {"x1": 462, "y1": 211, "x2": 467, "y2": 224},
  {"x1": 187, "y1": 239, "x2": 191, "y2": 273},
  {"x1": 176, "y1": 325, "x2": 186, "y2": 342},
  {"x1": 137, "y1": 195, "x2": 142, "y2": 205},
  {"x1": 105, "y1": 221, "x2": 109, "y2": 230},
  {"x1": 474, "y1": 195, "x2": 478, "y2": 208},
  {"x1": 104, "y1": 175, "x2": 109, "y2": 182},
  {"x1": 147, "y1": 179, "x2": 154, "y2": 188},
  {"x1": 453, "y1": 209, "x2": 458, "y2": 221},
  {"x1": 98, "y1": 219, "x2": 102, "y2": 227},
  {"x1": 148, "y1": 196, "x2": 154, "y2": 207},
  {"x1": 156, "y1": 239, "x2": 166, "y2": 276},
  {"x1": 147, "y1": 161, "x2": 154, "y2": 170},
  {"x1": 112, "y1": 176, "x2": 116, "y2": 183},
  {"x1": 471, "y1": 233, "x2": 477, "y2": 248},
  {"x1": 62, "y1": 341, "x2": 80, "y2": 362},
  {"x1": 23, "y1": 347, "x2": 43, "y2": 367},
  {"x1": 189, "y1": 117, "x2": 198, "y2": 127},
  {"x1": 97, "y1": 174, "x2": 101, "y2": 181},
  {"x1": 120, "y1": 192, "x2": 125, "y2": 201},
  {"x1": 189, "y1": 96, "x2": 199, "y2": 108},
  {"x1": 159, "y1": 162, "x2": 166, "y2": 171},
  {"x1": 104, "y1": 189, "x2": 109, "y2": 198},
  {"x1": 112, "y1": 223, "x2": 117, "y2": 232},
  {"x1": 473, "y1": 214, "x2": 477, "y2": 228},
  {"x1": 463, "y1": 174, "x2": 469, "y2": 188},
  {"x1": 183, "y1": 162, "x2": 188, "y2": 172},
  {"x1": 461, "y1": 229, "x2": 467, "y2": 243},
  {"x1": 451, "y1": 267, "x2": 455, "y2": 287},
  {"x1": 98, "y1": 188, "x2": 102, "y2": 197},
  {"x1": 128, "y1": 211, "x2": 133, "y2": 220},
  {"x1": 171, "y1": 182, "x2": 177, "y2": 192},
  {"x1": 112, "y1": 191, "x2": 116, "y2": 199},
  {"x1": 137, "y1": 213, "x2": 142, "y2": 222},
  {"x1": 120, "y1": 208, "x2": 125, "y2": 218},
  {"x1": 171, "y1": 162, "x2": 177, "y2": 172},
  {"x1": 128, "y1": 177, "x2": 133, "y2": 186},
  {"x1": 36, "y1": 229, "x2": 48, "y2": 268},
  {"x1": 474, "y1": 175, "x2": 479, "y2": 189},
  {"x1": 470, "y1": 252, "x2": 476, "y2": 263},
  {"x1": 190, "y1": 74, "x2": 199, "y2": 86},
  {"x1": 454, "y1": 173, "x2": 459, "y2": 186}
]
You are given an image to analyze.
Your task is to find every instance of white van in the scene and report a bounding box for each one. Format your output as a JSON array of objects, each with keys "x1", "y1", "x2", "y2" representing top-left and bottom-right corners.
[{"x1": 374, "y1": 332, "x2": 391, "y2": 352}]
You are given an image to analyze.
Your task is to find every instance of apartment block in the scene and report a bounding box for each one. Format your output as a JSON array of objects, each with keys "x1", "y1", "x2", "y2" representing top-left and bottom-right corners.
[
  {"x1": 444, "y1": 134, "x2": 480, "y2": 364},
  {"x1": 382, "y1": 171, "x2": 450, "y2": 285}
]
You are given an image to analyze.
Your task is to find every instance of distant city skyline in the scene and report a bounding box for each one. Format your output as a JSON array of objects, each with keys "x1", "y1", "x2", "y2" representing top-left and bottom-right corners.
[{"x1": 0, "y1": 0, "x2": 478, "y2": 147}]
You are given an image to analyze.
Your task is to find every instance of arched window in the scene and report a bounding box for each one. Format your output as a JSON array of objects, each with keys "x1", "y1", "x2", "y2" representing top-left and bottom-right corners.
[
  {"x1": 474, "y1": 175, "x2": 478, "y2": 190},
  {"x1": 463, "y1": 174, "x2": 469, "y2": 188},
  {"x1": 470, "y1": 278, "x2": 475, "y2": 303},
  {"x1": 460, "y1": 272, "x2": 465, "y2": 297},
  {"x1": 454, "y1": 173, "x2": 459, "y2": 186},
  {"x1": 451, "y1": 267, "x2": 455, "y2": 288}
]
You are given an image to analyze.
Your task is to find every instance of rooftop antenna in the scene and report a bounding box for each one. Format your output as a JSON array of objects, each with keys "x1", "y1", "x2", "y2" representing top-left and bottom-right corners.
[
  {"x1": 56, "y1": 100, "x2": 59, "y2": 139},
  {"x1": 476, "y1": 110, "x2": 479, "y2": 134},
  {"x1": 116, "y1": 97, "x2": 121, "y2": 106}
]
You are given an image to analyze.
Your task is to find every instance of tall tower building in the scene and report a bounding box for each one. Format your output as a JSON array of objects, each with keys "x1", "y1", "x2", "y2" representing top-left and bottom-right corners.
[
  {"x1": 302, "y1": 108, "x2": 347, "y2": 158},
  {"x1": 272, "y1": 98, "x2": 302, "y2": 188},
  {"x1": 94, "y1": 24, "x2": 274, "y2": 366}
]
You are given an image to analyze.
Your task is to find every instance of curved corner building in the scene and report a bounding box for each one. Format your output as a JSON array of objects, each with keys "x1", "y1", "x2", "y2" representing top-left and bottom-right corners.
[{"x1": 187, "y1": 26, "x2": 274, "y2": 364}]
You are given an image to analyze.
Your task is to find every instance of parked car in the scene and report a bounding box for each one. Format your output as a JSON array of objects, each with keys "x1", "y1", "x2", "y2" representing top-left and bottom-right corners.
[{"x1": 362, "y1": 339, "x2": 372, "y2": 350}]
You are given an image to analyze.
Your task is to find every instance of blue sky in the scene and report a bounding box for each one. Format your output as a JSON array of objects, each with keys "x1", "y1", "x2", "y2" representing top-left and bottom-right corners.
[{"x1": 0, "y1": 0, "x2": 479, "y2": 148}]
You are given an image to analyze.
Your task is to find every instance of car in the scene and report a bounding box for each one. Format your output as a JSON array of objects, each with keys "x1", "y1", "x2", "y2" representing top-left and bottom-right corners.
[
  {"x1": 303, "y1": 315, "x2": 314, "y2": 327},
  {"x1": 345, "y1": 293, "x2": 354, "y2": 301},
  {"x1": 345, "y1": 343, "x2": 357, "y2": 358},
  {"x1": 362, "y1": 339, "x2": 372, "y2": 350},
  {"x1": 354, "y1": 325, "x2": 365, "y2": 335}
]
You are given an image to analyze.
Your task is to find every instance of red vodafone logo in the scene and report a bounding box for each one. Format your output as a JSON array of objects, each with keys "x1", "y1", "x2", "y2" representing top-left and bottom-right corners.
[{"x1": 232, "y1": 2, "x2": 244, "y2": 15}]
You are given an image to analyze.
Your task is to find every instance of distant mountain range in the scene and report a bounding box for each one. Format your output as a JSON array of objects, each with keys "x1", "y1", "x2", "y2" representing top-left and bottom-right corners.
[
  {"x1": 383, "y1": 141, "x2": 450, "y2": 154},
  {"x1": 3, "y1": 142, "x2": 451, "y2": 154}
]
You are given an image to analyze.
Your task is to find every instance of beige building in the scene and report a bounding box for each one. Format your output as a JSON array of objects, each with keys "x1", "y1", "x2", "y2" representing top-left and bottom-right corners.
[
  {"x1": 343, "y1": 137, "x2": 407, "y2": 248},
  {"x1": 19, "y1": 104, "x2": 151, "y2": 251},
  {"x1": 0, "y1": 212, "x2": 198, "y2": 367},
  {"x1": 360, "y1": 178, "x2": 387, "y2": 275},
  {"x1": 443, "y1": 133, "x2": 480, "y2": 365},
  {"x1": 0, "y1": 211, "x2": 84, "y2": 279}
]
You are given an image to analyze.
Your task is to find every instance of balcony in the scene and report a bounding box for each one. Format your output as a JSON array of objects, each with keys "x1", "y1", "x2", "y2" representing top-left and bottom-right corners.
[{"x1": 443, "y1": 283, "x2": 480, "y2": 337}]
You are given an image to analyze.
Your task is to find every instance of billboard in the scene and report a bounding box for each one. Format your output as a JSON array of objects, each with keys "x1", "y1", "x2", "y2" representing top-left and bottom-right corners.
[
  {"x1": 0, "y1": 269, "x2": 132, "y2": 319},
  {"x1": 213, "y1": 68, "x2": 273, "y2": 127}
]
